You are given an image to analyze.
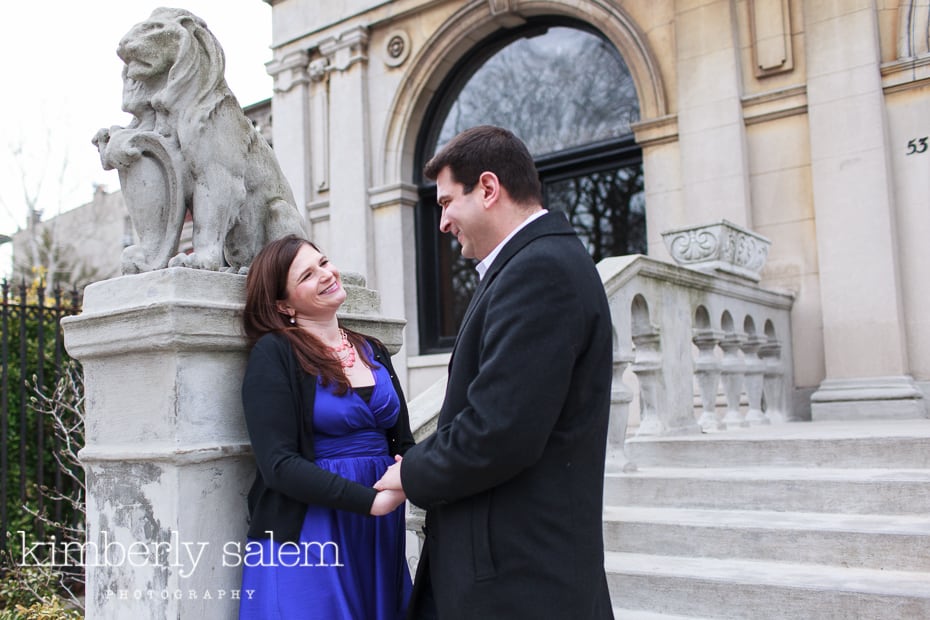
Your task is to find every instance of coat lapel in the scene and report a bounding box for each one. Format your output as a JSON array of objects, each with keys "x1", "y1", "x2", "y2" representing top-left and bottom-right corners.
[{"x1": 448, "y1": 211, "x2": 576, "y2": 359}]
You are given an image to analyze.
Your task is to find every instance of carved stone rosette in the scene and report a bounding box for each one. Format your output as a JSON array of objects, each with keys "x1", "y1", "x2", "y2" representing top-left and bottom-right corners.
[{"x1": 661, "y1": 220, "x2": 771, "y2": 282}]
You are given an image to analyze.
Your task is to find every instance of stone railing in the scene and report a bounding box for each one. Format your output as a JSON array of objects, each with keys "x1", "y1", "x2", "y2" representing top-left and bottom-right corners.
[{"x1": 597, "y1": 252, "x2": 795, "y2": 457}]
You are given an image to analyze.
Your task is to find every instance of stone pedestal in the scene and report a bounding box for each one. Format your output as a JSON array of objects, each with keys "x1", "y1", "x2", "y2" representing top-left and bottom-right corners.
[{"x1": 62, "y1": 269, "x2": 252, "y2": 619}]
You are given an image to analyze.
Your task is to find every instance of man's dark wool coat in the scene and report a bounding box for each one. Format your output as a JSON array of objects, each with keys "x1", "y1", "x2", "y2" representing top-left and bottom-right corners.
[{"x1": 402, "y1": 211, "x2": 615, "y2": 619}]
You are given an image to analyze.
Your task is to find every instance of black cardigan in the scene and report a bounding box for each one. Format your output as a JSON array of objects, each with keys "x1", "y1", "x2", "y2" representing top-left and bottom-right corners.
[{"x1": 241, "y1": 331, "x2": 415, "y2": 541}]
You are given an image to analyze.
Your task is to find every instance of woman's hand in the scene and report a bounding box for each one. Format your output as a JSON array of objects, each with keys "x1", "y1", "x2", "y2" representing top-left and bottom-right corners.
[
  {"x1": 374, "y1": 455, "x2": 403, "y2": 491},
  {"x1": 370, "y1": 489, "x2": 407, "y2": 516}
]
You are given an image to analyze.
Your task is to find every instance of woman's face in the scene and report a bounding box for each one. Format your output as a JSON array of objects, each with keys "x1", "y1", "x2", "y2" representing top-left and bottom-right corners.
[{"x1": 277, "y1": 244, "x2": 346, "y2": 323}]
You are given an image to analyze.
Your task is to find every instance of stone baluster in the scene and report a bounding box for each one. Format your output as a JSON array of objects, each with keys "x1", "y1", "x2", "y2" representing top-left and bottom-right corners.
[
  {"x1": 760, "y1": 338, "x2": 786, "y2": 423},
  {"x1": 693, "y1": 328, "x2": 724, "y2": 431},
  {"x1": 719, "y1": 330, "x2": 747, "y2": 428},
  {"x1": 606, "y1": 351, "x2": 637, "y2": 472},
  {"x1": 631, "y1": 328, "x2": 665, "y2": 436},
  {"x1": 741, "y1": 330, "x2": 770, "y2": 425}
]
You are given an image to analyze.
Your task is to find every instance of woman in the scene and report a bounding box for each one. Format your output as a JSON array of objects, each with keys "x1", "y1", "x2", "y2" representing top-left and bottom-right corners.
[{"x1": 238, "y1": 235, "x2": 414, "y2": 619}]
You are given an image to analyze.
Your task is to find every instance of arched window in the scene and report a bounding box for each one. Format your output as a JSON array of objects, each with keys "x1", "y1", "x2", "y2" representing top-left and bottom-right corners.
[{"x1": 415, "y1": 19, "x2": 644, "y2": 352}]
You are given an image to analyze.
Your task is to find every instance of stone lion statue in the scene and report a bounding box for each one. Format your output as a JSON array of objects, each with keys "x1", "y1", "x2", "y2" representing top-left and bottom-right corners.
[{"x1": 93, "y1": 8, "x2": 305, "y2": 274}]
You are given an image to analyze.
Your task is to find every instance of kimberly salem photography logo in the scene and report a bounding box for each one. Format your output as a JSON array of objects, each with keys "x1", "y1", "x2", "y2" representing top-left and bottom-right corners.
[{"x1": 16, "y1": 531, "x2": 343, "y2": 578}]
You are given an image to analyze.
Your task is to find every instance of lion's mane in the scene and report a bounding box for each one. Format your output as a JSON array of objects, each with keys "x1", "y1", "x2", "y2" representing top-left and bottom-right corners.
[{"x1": 146, "y1": 8, "x2": 229, "y2": 136}]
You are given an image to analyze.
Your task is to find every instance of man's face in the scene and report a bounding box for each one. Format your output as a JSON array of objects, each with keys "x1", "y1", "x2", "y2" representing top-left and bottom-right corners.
[{"x1": 435, "y1": 167, "x2": 490, "y2": 260}]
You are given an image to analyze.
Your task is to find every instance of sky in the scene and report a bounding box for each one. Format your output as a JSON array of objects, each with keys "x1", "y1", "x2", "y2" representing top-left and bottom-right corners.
[{"x1": 0, "y1": 1, "x2": 274, "y2": 242}]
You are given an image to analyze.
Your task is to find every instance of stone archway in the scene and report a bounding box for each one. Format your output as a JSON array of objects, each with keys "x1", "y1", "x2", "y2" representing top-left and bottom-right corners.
[{"x1": 378, "y1": 0, "x2": 669, "y2": 187}]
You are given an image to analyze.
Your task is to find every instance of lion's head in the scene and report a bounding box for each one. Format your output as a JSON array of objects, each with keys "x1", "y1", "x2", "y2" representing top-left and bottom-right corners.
[{"x1": 117, "y1": 8, "x2": 228, "y2": 119}]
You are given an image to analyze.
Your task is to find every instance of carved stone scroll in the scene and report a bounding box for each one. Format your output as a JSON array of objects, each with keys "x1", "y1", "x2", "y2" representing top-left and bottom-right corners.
[{"x1": 662, "y1": 219, "x2": 771, "y2": 282}]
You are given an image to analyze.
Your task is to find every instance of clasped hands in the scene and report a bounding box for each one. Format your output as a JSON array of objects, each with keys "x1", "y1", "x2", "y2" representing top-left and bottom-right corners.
[{"x1": 369, "y1": 455, "x2": 405, "y2": 516}]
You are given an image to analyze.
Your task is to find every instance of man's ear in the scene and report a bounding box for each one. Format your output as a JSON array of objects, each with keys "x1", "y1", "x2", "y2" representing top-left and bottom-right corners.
[{"x1": 478, "y1": 171, "x2": 501, "y2": 208}]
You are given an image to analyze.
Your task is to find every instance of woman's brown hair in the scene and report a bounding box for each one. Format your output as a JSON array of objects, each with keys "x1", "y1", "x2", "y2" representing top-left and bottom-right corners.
[{"x1": 243, "y1": 234, "x2": 374, "y2": 395}]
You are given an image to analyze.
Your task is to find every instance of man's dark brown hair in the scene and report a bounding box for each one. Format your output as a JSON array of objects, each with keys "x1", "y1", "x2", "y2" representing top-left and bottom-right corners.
[{"x1": 423, "y1": 125, "x2": 543, "y2": 207}]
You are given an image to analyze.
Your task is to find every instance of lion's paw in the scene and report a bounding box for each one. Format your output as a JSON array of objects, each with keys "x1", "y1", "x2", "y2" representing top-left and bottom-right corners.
[
  {"x1": 168, "y1": 253, "x2": 192, "y2": 268},
  {"x1": 120, "y1": 245, "x2": 150, "y2": 275},
  {"x1": 92, "y1": 128, "x2": 111, "y2": 150},
  {"x1": 168, "y1": 252, "x2": 221, "y2": 271}
]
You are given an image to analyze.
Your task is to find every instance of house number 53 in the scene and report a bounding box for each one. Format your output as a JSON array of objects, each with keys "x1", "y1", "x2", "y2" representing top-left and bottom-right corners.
[{"x1": 906, "y1": 137, "x2": 928, "y2": 155}]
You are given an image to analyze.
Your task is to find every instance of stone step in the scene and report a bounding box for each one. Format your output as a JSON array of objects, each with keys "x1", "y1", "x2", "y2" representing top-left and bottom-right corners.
[
  {"x1": 612, "y1": 608, "x2": 712, "y2": 620},
  {"x1": 605, "y1": 552, "x2": 930, "y2": 620},
  {"x1": 604, "y1": 467, "x2": 930, "y2": 514},
  {"x1": 603, "y1": 506, "x2": 930, "y2": 571},
  {"x1": 625, "y1": 419, "x2": 930, "y2": 469}
]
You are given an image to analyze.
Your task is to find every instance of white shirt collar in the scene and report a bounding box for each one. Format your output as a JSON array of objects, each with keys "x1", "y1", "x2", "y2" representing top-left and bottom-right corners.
[{"x1": 475, "y1": 209, "x2": 548, "y2": 280}]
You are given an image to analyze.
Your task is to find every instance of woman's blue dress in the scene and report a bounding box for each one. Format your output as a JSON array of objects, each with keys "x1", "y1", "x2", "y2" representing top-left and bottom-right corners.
[{"x1": 239, "y1": 357, "x2": 412, "y2": 619}]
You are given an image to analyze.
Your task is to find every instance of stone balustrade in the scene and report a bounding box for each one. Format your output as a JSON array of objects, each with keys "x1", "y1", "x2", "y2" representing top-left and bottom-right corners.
[{"x1": 597, "y1": 254, "x2": 795, "y2": 466}]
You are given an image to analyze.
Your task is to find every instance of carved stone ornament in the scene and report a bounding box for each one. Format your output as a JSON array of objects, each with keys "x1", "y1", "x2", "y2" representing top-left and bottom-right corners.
[
  {"x1": 488, "y1": 0, "x2": 516, "y2": 15},
  {"x1": 384, "y1": 30, "x2": 411, "y2": 68},
  {"x1": 309, "y1": 58, "x2": 330, "y2": 82},
  {"x1": 661, "y1": 219, "x2": 771, "y2": 281},
  {"x1": 319, "y1": 26, "x2": 369, "y2": 73},
  {"x1": 92, "y1": 8, "x2": 306, "y2": 274},
  {"x1": 487, "y1": 0, "x2": 525, "y2": 28}
]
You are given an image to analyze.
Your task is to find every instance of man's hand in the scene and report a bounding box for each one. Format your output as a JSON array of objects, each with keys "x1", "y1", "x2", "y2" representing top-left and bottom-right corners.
[{"x1": 370, "y1": 489, "x2": 407, "y2": 516}]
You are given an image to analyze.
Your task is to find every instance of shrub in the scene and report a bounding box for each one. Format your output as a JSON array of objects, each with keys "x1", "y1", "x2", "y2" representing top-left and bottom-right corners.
[
  {"x1": 1, "y1": 279, "x2": 82, "y2": 560},
  {"x1": 1, "y1": 364, "x2": 85, "y2": 615}
]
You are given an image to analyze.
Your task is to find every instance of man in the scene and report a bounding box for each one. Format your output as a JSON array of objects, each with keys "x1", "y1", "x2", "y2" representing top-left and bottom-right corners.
[{"x1": 376, "y1": 125, "x2": 614, "y2": 619}]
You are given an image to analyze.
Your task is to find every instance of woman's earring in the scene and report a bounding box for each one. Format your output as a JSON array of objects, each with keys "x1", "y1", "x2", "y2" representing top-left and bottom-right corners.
[{"x1": 289, "y1": 316, "x2": 296, "y2": 325}]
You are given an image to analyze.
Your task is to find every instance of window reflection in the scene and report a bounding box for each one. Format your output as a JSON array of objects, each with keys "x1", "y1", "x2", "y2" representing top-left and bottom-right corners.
[
  {"x1": 435, "y1": 27, "x2": 639, "y2": 157},
  {"x1": 545, "y1": 166, "x2": 646, "y2": 261},
  {"x1": 440, "y1": 237, "x2": 476, "y2": 337}
]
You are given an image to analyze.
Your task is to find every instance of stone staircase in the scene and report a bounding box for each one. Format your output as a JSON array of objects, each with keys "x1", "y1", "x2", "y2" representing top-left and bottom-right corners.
[{"x1": 604, "y1": 419, "x2": 930, "y2": 619}]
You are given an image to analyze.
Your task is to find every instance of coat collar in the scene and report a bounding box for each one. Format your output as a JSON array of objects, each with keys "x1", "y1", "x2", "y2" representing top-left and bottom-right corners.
[{"x1": 451, "y1": 211, "x2": 576, "y2": 353}]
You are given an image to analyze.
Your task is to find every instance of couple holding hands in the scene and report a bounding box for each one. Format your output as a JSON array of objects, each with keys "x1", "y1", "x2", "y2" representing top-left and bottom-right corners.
[{"x1": 238, "y1": 126, "x2": 614, "y2": 620}]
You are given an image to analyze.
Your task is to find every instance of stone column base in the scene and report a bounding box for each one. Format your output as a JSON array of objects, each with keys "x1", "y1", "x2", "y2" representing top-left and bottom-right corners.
[
  {"x1": 811, "y1": 376, "x2": 928, "y2": 421},
  {"x1": 63, "y1": 269, "x2": 252, "y2": 619}
]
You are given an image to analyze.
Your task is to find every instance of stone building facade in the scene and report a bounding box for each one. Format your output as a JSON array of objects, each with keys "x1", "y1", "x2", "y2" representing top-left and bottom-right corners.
[
  {"x1": 262, "y1": 0, "x2": 930, "y2": 419},
  {"x1": 10, "y1": 186, "x2": 131, "y2": 288}
]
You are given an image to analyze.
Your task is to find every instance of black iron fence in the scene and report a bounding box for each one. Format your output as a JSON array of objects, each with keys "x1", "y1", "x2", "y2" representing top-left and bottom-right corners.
[{"x1": 0, "y1": 280, "x2": 82, "y2": 556}]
